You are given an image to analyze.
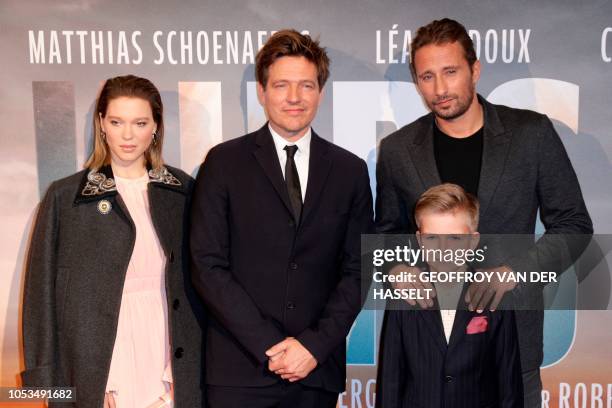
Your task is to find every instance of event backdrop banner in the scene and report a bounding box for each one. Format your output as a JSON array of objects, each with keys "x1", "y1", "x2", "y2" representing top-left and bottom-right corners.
[{"x1": 1, "y1": 0, "x2": 611, "y2": 407}]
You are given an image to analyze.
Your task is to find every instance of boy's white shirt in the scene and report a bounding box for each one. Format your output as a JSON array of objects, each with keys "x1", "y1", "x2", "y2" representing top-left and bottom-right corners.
[{"x1": 436, "y1": 283, "x2": 463, "y2": 343}]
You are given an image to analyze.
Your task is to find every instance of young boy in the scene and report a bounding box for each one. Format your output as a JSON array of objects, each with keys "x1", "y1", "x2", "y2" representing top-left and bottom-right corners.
[{"x1": 376, "y1": 183, "x2": 523, "y2": 408}]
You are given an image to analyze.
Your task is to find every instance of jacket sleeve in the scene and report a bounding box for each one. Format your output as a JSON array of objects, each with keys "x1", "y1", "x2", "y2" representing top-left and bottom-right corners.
[
  {"x1": 296, "y1": 160, "x2": 374, "y2": 364},
  {"x1": 535, "y1": 115, "x2": 593, "y2": 236},
  {"x1": 495, "y1": 311, "x2": 524, "y2": 408},
  {"x1": 190, "y1": 148, "x2": 285, "y2": 365},
  {"x1": 374, "y1": 136, "x2": 421, "y2": 280},
  {"x1": 375, "y1": 310, "x2": 406, "y2": 408},
  {"x1": 21, "y1": 182, "x2": 60, "y2": 386},
  {"x1": 375, "y1": 137, "x2": 410, "y2": 234},
  {"x1": 505, "y1": 115, "x2": 593, "y2": 291}
]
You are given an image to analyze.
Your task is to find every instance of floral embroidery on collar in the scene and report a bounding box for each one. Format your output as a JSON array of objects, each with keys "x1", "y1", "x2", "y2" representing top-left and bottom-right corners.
[
  {"x1": 149, "y1": 167, "x2": 182, "y2": 186},
  {"x1": 81, "y1": 171, "x2": 117, "y2": 197}
]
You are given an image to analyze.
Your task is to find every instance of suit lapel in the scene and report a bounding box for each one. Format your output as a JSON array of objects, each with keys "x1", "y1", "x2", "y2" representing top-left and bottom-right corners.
[
  {"x1": 447, "y1": 284, "x2": 474, "y2": 352},
  {"x1": 408, "y1": 116, "x2": 442, "y2": 191},
  {"x1": 477, "y1": 96, "x2": 512, "y2": 219},
  {"x1": 418, "y1": 310, "x2": 447, "y2": 355},
  {"x1": 252, "y1": 125, "x2": 295, "y2": 218},
  {"x1": 301, "y1": 131, "x2": 332, "y2": 224},
  {"x1": 447, "y1": 309, "x2": 473, "y2": 352}
]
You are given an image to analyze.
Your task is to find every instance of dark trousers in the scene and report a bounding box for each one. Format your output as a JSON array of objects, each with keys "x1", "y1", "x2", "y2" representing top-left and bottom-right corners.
[
  {"x1": 206, "y1": 382, "x2": 338, "y2": 408},
  {"x1": 522, "y1": 368, "x2": 543, "y2": 408}
]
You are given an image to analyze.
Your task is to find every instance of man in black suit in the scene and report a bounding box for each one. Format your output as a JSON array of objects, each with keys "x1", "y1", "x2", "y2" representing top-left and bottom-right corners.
[
  {"x1": 375, "y1": 18, "x2": 593, "y2": 408},
  {"x1": 190, "y1": 29, "x2": 373, "y2": 407}
]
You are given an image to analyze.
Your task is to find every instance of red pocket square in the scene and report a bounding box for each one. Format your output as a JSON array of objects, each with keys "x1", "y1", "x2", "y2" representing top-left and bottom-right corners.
[{"x1": 466, "y1": 316, "x2": 488, "y2": 334}]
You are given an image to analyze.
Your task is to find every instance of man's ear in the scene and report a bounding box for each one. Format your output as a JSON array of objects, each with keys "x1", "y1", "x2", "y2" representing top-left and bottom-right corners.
[
  {"x1": 416, "y1": 230, "x2": 422, "y2": 247},
  {"x1": 317, "y1": 86, "x2": 326, "y2": 107},
  {"x1": 256, "y1": 82, "x2": 265, "y2": 106},
  {"x1": 471, "y1": 60, "x2": 481, "y2": 85}
]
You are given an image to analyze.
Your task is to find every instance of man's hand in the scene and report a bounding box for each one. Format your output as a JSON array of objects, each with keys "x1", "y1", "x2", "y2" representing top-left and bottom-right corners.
[
  {"x1": 265, "y1": 337, "x2": 318, "y2": 382},
  {"x1": 388, "y1": 264, "x2": 436, "y2": 308},
  {"x1": 465, "y1": 265, "x2": 517, "y2": 312}
]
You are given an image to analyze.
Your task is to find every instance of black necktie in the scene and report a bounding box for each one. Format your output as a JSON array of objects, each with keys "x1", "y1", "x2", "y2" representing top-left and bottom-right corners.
[{"x1": 284, "y1": 145, "x2": 302, "y2": 223}]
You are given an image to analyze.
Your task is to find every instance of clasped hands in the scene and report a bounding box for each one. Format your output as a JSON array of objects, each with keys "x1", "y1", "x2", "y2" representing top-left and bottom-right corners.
[{"x1": 265, "y1": 337, "x2": 317, "y2": 382}]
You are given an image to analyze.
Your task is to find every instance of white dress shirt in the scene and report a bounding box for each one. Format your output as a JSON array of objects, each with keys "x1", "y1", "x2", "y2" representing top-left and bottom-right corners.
[
  {"x1": 436, "y1": 283, "x2": 463, "y2": 343},
  {"x1": 269, "y1": 124, "x2": 311, "y2": 200},
  {"x1": 440, "y1": 309, "x2": 457, "y2": 344}
]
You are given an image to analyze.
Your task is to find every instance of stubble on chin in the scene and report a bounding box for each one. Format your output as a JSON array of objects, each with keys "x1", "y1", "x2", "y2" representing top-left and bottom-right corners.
[{"x1": 431, "y1": 92, "x2": 474, "y2": 121}]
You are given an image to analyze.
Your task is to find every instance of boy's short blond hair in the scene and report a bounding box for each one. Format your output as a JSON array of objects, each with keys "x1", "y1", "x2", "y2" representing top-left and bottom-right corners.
[{"x1": 415, "y1": 183, "x2": 479, "y2": 231}]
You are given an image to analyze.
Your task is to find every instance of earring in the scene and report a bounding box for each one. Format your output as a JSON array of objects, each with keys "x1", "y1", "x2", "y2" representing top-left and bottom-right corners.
[
  {"x1": 101, "y1": 130, "x2": 106, "y2": 141},
  {"x1": 152, "y1": 131, "x2": 158, "y2": 146}
]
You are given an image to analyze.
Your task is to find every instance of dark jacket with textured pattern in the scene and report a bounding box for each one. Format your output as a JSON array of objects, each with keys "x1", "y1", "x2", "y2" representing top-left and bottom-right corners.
[
  {"x1": 22, "y1": 165, "x2": 205, "y2": 408},
  {"x1": 377, "y1": 308, "x2": 523, "y2": 408}
]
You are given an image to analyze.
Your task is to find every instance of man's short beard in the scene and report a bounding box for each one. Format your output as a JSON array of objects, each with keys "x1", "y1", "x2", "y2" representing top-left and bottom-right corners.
[{"x1": 431, "y1": 87, "x2": 475, "y2": 121}]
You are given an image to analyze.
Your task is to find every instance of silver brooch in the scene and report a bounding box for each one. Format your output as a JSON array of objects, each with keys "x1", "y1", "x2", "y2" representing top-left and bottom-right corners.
[{"x1": 97, "y1": 199, "x2": 112, "y2": 215}]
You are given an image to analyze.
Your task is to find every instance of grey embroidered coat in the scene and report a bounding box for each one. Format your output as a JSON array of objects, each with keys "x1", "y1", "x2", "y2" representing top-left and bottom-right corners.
[{"x1": 21, "y1": 165, "x2": 206, "y2": 408}]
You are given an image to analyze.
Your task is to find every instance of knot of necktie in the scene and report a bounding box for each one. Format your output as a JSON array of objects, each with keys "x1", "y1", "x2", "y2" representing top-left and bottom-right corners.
[{"x1": 284, "y1": 145, "x2": 298, "y2": 158}]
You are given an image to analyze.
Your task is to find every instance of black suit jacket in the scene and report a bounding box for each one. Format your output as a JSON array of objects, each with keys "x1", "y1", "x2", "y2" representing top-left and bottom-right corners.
[
  {"x1": 376, "y1": 306, "x2": 523, "y2": 408},
  {"x1": 375, "y1": 95, "x2": 593, "y2": 371},
  {"x1": 190, "y1": 124, "x2": 374, "y2": 392}
]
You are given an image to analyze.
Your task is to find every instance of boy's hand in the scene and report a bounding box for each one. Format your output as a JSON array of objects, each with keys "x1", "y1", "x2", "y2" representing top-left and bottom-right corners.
[{"x1": 389, "y1": 264, "x2": 436, "y2": 308}]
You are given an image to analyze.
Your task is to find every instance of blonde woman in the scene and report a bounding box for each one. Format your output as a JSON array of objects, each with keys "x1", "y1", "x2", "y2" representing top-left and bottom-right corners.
[{"x1": 22, "y1": 75, "x2": 205, "y2": 407}]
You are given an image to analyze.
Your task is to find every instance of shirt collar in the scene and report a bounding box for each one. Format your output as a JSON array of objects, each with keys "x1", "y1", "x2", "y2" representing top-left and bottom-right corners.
[{"x1": 269, "y1": 124, "x2": 312, "y2": 157}]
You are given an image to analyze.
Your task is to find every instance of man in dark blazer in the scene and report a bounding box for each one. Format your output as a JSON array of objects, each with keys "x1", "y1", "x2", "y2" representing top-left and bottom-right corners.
[
  {"x1": 375, "y1": 18, "x2": 593, "y2": 408},
  {"x1": 190, "y1": 30, "x2": 373, "y2": 407}
]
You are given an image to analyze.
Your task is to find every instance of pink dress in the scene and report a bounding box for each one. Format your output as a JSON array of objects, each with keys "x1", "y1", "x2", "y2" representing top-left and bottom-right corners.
[{"x1": 105, "y1": 173, "x2": 173, "y2": 407}]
